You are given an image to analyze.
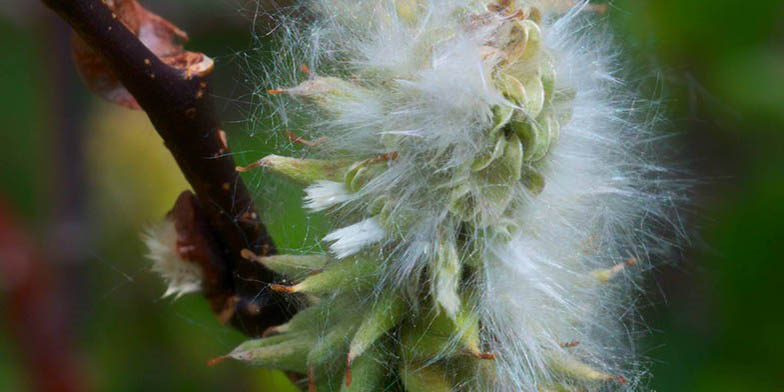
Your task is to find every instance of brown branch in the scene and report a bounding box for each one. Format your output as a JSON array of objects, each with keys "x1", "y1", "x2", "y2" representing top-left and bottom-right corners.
[{"x1": 40, "y1": 0, "x2": 297, "y2": 336}]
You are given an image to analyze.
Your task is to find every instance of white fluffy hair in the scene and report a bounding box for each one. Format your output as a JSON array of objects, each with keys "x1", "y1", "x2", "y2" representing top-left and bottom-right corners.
[
  {"x1": 251, "y1": 0, "x2": 682, "y2": 390},
  {"x1": 143, "y1": 218, "x2": 203, "y2": 299}
]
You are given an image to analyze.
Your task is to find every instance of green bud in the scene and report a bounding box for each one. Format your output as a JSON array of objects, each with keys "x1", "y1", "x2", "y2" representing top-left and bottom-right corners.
[
  {"x1": 475, "y1": 133, "x2": 524, "y2": 220},
  {"x1": 504, "y1": 19, "x2": 542, "y2": 67},
  {"x1": 490, "y1": 104, "x2": 515, "y2": 139},
  {"x1": 348, "y1": 291, "x2": 406, "y2": 363},
  {"x1": 400, "y1": 301, "x2": 484, "y2": 362},
  {"x1": 450, "y1": 132, "x2": 525, "y2": 226},
  {"x1": 224, "y1": 333, "x2": 312, "y2": 373},
  {"x1": 239, "y1": 154, "x2": 351, "y2": 184},
  {"x1": 540, "y1": 61, "x2": 557, "y2": 104},
  {"x1": 520, "y1": 75, "x2": 545, "y2": 119},
  {"x1": 471, "y1": 136, "x2": 507, "y2": 172},
  {"x1": 553, "y1": 88, "x2": 577, "y2": 124},
  {"x1": 242, "y1": 250, "x2": 329, "y2": 281},
  {"x1": 400, "y1": 362, "x2": 454, "y2": 392},
  {"x1": 448, "y1": 181, "x2": 479, "y2": 222},
  {"x1": 431, "y1": 240, "x2": 462, "y2": 318},
  {"x1": 365, "y1": 195, "x2": 389, "y2": 216},
  {"x1": 287, "y1": 76, "x2": 368, "y2": 113},
  {"x1": 344, "y1": 157, "x2": 390, "y2": 193},
  {"x1": 454, "y1": 304, "x2": 483, "y2": 359},
  {"x1": 307, "y1": 319, "x2": 361, "y2": 366},
  {"x1": 591, "y1": 257, "x2": 636, "y2": 283},
  {"x1": 314, "y1": 372, "x2": 345, "y2": 392},
  {"x1": 509, "y1": 115, "x2": 553, "y2": 163},
  {"x1": 549, "y1": 353, "x2": 620, "y2": 384},
  {"x1": 521, "y1": 165, "x2": 546, "y2": 195},
  {"x1": 499, "y1": 73, "x2": 526, "y2": 107},
  {"x1": 271, "y1": 256, "x2": 381, "y2": 296},
  {"x1": 273, "y1": 295, "x2": 354, "y2": 335},
  {"x1": 400, "y1": 312, "x2": 456, "y2": 361},
  {"x1": 342, "y1": 342, "x2": 389, "y2": 392},
  {"x1": 396, "y1": 0, "x2": 421, "y2": 25}
]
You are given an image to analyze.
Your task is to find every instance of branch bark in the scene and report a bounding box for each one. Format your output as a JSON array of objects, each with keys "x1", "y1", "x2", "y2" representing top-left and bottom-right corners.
[{"x1": 41, "y1": 0, "x2": 297, "y2": 336}]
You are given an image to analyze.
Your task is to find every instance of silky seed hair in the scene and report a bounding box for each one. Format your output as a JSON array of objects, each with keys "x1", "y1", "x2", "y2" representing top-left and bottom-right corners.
[{"x1": 144, "y1": 218, "x2": 204, "y2": 299}]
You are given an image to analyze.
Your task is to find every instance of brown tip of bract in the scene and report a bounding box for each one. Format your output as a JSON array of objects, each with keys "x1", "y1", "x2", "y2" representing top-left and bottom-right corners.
[
  {"x1": 236, "y1": 159, "x2": 266, "y2": 173},
  {"x1": 308, "y1": 367, "x2": 317, "y2": 392},
  {"x1": 475, "y1": 352, "x2": 497, "y2": 360},
  {"x1": 284, "y1": 130, "x2": 326, "y2": 147},
  {"x1": 586, "y1": 3, "x2": 609, "y2": 14},
  {"x1": 216, "y1": 296, "x2": 239, "y2": 324},
  {"x1": 267, "y1": 88, "x2": 286, "y2": 95},
  {"x1": 594, "y1": 256, "x2": 639, "y2": 283},
  {"x1": 300, "y1": 64, "x2": 311, "y2": 76},
  {"x1": 269, "y1": 283, "x2": 296, "y2": 293},
  {"x1": 367, "y1": 151, "x2": 399, "y2": 164},
  {"x1": 207, "y1": 355, "x2": 229, "y2": 367},
  {"x1": 240, "y1": 248, "x2": 257, "y2": 261},
  {"x1": 560, "y1": 340, "x2": 580, "y2": 348},
  {"x1": 466, "y1": 349, "x2": 497, "y2": 360},
  {"x1": 342, "y1": 356, "x2": 352, "y2": 387},
  {"x1": 345, "y1": 354, "x2": 354, "y2": 387}
]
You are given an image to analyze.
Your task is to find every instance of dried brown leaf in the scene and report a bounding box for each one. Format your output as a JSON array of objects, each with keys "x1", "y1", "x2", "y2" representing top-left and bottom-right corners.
[
  {"x1": 72, "y1": 0, "x2": 214, "y2": 109},
  {"x1": 168, "y1": 191, "x2": 228, "y2": 304}
]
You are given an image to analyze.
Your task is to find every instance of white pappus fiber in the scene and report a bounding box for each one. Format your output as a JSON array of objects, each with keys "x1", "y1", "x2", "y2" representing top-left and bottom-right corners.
[
  {"x1": 304, "y1": 179, "x2": 353, "y2": 211},
  {"x1": 322, "y1": 217, "x2": 387, "y2": 258},
  {"x1": 143, "y1": 218, "x2": 203, "y2": 299},
  {"x1": 239, "y1": 0, "x2": 684, "y2": 390}
]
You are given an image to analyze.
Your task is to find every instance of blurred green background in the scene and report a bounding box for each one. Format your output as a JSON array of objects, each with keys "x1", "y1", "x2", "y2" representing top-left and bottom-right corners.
[{"x1": 0, "y1": 1, "x2": 782, "y2": 391}]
